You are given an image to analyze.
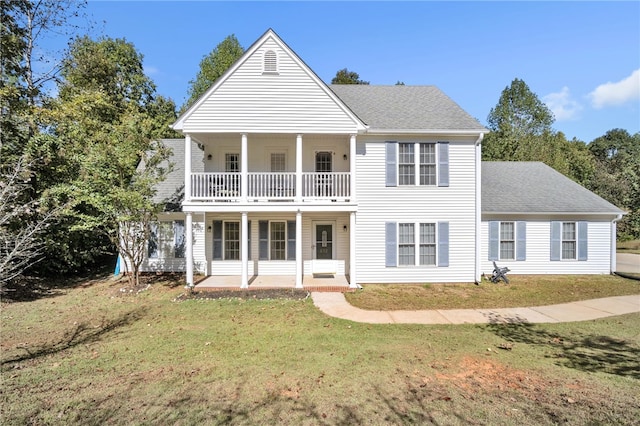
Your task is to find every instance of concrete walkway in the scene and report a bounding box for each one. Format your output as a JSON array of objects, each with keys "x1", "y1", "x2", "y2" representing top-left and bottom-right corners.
[{"x1": 311, "y1": 292, "x2": 640, "y2": 324}]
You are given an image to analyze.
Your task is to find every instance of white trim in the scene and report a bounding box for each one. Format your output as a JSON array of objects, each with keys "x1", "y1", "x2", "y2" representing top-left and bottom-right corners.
[
  {"x1": 312, "y1": 221, "x2": 336, "y2": 260},
  {"x1": 184, "y1": 134, "x2": 192, "y2": 202},
  {"x1": 349, "y1": 212, "x2": 357, "y2": 288},
  {"x1": 241, "y1": 213, "x2": 248, "y2": 288},
  {"x1": 241, "y1": 134, "x2": 248, "y2": 202},
  {"x1": 365, "y1": 129, "x2": 487, "y2": 136},
  {"x1": 295, "y1": 211, "x2": 302, "y2": 287},
  {"x1": 185, "y1": 212, "x2": 193, "y2": 287},
  {"x1": 172, "y1": 29, "x2": 366, "y2": 131}
]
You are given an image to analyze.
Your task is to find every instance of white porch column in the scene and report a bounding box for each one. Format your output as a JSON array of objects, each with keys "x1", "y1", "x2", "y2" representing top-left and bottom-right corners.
[
  {"x1": 349, "y1": 211, "x2": 357, "y2": 288},
  {"x1": 185, "y1": 212, "x2": 194, "y2": 288},
  {"x1": 241, "y1": 133, "x2": 248, "y2": 201},
  {"x1": 296, "y1": 134, "x2": 303, "y2": 202},
  {"x1": 241, "y1": 212, "x2": 249, "y2": 288},
  {"x1": 184, "y1": 134, "x2": 192, "y2": 202},
  {"x1": 349, "y1": 134, "x2": 356, "y2": 200},
  {"x1": 295, "y1": 211, "x2": 303, "y2": 288}
]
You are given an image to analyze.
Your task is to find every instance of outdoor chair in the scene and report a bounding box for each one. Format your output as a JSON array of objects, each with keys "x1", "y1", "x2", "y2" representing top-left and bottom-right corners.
[{"x1": 490, "y1": 261, "x2": 510, "y2": 284}]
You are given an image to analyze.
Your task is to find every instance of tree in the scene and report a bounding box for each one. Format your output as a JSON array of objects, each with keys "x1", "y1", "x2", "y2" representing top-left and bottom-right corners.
[
  {"x1": 331, "y1": 68, "x2": 369, "y2": 85},
  {"x1": 0, "y1": 157, "x2": 61, "y2": 290},
  {"x1": 181, "y1": 34, "x2": 244, "y2": 112},
  {"x1": 0, "y1": 0, "x2": 29, "y2": 158},
  {"x1": 587, "y1": 129, "x2": 640, "y2": 239},
  {"x1": 17, "y1": 0, "x2": 90, "y2": 107},
  {"x1": 34, "y1": 36, "x2": 177, "y2": 278},
  {"x1": 483, "y1": 78, "x2": 554, "y2": 161}
]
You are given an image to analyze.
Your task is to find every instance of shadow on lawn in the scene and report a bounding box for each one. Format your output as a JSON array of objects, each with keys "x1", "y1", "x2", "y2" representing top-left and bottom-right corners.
[
  {"x1": 1, "y1": 307, "x2": 147, "y2": 367},
  {"x1": 2, "y1": 255, "x2": 117, "y2": 303},
  {"x1": 69, "y1": 380, "x2": 474, "y2": 425},
  {"x1": 484, "y1": 321, "x2": 640, "y2": 379}
]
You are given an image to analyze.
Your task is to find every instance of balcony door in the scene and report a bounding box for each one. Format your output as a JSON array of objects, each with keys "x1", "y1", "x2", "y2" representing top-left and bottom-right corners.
[{"x1": 315, "y1": 151, "x2": 332, "y2": 197}]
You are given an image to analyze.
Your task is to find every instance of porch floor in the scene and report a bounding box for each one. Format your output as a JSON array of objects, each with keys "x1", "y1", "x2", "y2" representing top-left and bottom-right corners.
[{"x1": 195, "y1": 274, "x2": 351, "y2": 292}]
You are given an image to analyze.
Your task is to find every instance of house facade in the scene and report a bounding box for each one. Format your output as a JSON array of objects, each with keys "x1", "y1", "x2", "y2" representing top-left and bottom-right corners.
[{"x1": 135, "y1": 29, "x2": 624, "y2": 288}]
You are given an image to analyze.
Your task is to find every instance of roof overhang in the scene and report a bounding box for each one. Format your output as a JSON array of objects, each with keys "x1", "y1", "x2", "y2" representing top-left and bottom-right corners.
[
  {"x1": 482, "y1": 211, "x2": 626, "y2": 216},
  {"x1": 364, "y1": 128, "x2": 487, "y2": 136}
]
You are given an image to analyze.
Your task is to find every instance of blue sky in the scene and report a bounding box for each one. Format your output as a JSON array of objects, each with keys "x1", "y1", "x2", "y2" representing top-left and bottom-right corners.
[{"x1": 82, "y1": 1, "x2": 639, "y2": 142}]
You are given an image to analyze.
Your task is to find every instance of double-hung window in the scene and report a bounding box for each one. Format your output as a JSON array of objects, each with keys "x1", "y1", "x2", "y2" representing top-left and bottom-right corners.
[
  {"x1": 386, "y1": 141, "x2": 447, "y2": 187},
  {"x1": 561, "y1": 222, "x2": 577, "y2": 260},
  {"x1": 488, "y1": 221, "x2": 526, "y2": 261},
  {"x1": 391, "y1": 222, "x2": 441, "y2": 267},
  {"x1": 398, "y1": 223, "x2": 415, "y2": 265},
  {"x1": 398, "y1": 143, "x2": 415, "y2": 185},
  {"x1": 500, "y1": 222, "x2": 515, "y2": 260},
  {"x1": 270, "y1": 221, "x2": 286, "y2": 260},
  {"x1": 419, "y1": 223, "x2": 437, "y2": 265},
  {"x1": 551, "y1": 221, "x2": 587, "y2": 261},
  {"x1": 224, "y1": 221, "x2": 240, "y2": 260},
  {"x1": 148, "y1": 220, "x2": 185, "y2": 259},
  {"x1": 419, "y1": 143, "x2": 436, "y2": 185},
  {"x1": 212, "y1": 220, "x2": 249, "y2": 261},
  {"x1": 258, "y1": 220, "x2": 296, "y2": 261}
]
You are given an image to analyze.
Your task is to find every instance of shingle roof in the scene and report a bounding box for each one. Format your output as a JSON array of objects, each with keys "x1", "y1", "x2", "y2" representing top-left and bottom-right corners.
[
  {"x1": 482, "y1": 161, "x2": 624, "y2": 214},
  {"x1": 330, "y1": 85, "x2": 487, "y2": 132},
  {"x1": 144, "y1": 139, "x2": 204, "y2": 210}
]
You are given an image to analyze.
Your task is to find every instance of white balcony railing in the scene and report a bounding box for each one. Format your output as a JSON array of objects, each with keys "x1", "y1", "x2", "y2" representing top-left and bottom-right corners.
[
  {"x1": 189, "y1": 172, "x2": 350, "y2": 201},
  {"x1": 191, "y1": 173, "x2": 240, "y2": 199},
  {"x1": 302, "y1": 172, "x2": 350, "y2": 199},
  {"x1": 248, "y1": 172, "x2": 296, "y2": 198}
]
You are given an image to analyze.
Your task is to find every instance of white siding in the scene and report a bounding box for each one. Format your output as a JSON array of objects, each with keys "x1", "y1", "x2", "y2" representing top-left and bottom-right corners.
[
  {"x1": 199, "y1": 134, "x2": 350, "y2": 173},
  {"x1": 301, "y1": 213, "x2": 350, "y2": 275},
  {"x1": 203, "y1": 212, "x2": 350, "y2": 276},
  {"x1": 355, "y1": 137, "x2": 478, "y2": 283},
  {"x1": 137, "y1": 212, "x2": 206, "y2": 274},
  {"x1": 183, "y1": 38, "x2": 359, "y2": 134},
  {"x1": 480, "y1": 217, "x2": 614, "y2": 275}
]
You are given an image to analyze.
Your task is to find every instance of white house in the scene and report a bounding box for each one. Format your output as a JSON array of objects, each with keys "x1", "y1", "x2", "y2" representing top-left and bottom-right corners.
[{"x1": 135, "y1": 29, "x2": 624, "y2": 289}]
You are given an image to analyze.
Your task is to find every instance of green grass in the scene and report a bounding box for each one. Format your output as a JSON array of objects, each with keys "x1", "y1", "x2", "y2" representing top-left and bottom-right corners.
[
  {"x1": 1, "y1": 275, "x2": 639, "y2": 424},
  {"x1": 618, "y1": 239, "x2": 640, "y2": 254},
  {"x1": 345, "y1": 275, "x2": 640, "y2": 311}
]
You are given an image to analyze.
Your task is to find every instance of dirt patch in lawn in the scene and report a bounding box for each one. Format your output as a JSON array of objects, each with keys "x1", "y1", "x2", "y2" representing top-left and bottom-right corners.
[{"x1": 175, "y1": 288, "x2": 310, "y2": 301}]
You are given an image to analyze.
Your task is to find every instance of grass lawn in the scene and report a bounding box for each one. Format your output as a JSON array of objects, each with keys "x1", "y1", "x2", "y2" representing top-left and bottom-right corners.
[
  {"x1": 346, "y1": 275, "x2": 640, "y2": 311},
  {"x1": 618, "y1": 239, "x2": 640, "y2": 254},
  {"x1": 1, "y1": 275, "x2": 639, "y2": 425}
]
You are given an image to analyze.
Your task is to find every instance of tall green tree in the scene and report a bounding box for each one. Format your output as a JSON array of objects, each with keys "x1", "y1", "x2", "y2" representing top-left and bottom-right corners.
[
  {"x1": 482, "y1": 78, "x2": 598, "y2": 188},
  {"x1": 34, "y1": 36, "x2": 177, "y2": 276},
  {"x1": 0, "y1": 0, "x2": 29, "y2": 157},
  {"x1": 587, "y1": 129, "x2": 640, "y2": 239},
  {"x1": 483, "y1": 78, "x2": 555, "y2": 161},
  {"x1": 181, "y1": 34, "x2": 244, "y2": 112},
  {"x1": 331, "y1": 68, "x2": 369, "y2": 85}
]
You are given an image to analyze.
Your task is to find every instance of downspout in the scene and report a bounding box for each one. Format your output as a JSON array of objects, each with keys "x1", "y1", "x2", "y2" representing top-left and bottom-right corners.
[
  {"x1": 474, "y1": 133, "x2": 484, "y2": 283},
  {"x1": 611, "y1": 214, "x2": 623, "y2": 274}
]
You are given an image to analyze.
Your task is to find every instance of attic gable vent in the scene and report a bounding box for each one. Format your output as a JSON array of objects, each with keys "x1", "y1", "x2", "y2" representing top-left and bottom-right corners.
[{"x1": 263, "y1": 50, "x2": 278, "y2": 74}]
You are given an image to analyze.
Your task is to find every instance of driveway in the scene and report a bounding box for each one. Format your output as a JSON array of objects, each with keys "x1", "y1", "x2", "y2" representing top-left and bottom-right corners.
[{"x1": 617, "y1": 253, "x2": 640, "y2": 274}]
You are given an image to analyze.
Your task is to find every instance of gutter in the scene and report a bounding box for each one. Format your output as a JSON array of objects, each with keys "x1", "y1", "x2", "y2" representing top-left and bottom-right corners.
[
  {"x1": 475, "y1": 132, "x2": 484, "y2": 283},
  {"x1": 365, "y1": 128, "x2": 488, "y2": 136},
  {"x1": 611, "y1": 214, "x2": 623, "y2": 275}
]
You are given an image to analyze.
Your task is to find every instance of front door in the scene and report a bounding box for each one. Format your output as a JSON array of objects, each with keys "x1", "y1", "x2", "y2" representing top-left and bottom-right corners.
[{"x1": 314, "y1": 223, "x2": 334, "y2": 260}]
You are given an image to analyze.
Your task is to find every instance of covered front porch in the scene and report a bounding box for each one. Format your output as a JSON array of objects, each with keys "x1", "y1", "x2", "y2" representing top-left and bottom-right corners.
[
  {"x1": 195, "y1": 274, "x2": 351, "y2": 292},
  {"x1": 183, "y1": 209, "x2": 359, "y2": 289}
]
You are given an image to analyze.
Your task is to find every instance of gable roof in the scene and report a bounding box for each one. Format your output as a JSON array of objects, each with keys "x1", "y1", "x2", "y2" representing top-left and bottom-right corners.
[
  {"x1": 330, "y1": 85, "x2": 487, "y2": 134},
  {"x1": 173, "y1": 29, "x2": 366, "y2": 133},
  {"x1": 482, "y1": 161, "x2": 624, "y2": 215}
]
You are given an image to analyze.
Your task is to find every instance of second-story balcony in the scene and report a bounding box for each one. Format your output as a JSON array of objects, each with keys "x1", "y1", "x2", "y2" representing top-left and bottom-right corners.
[{"x1": 190, "y1": 172, "x2": 351, "y2": 202}]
